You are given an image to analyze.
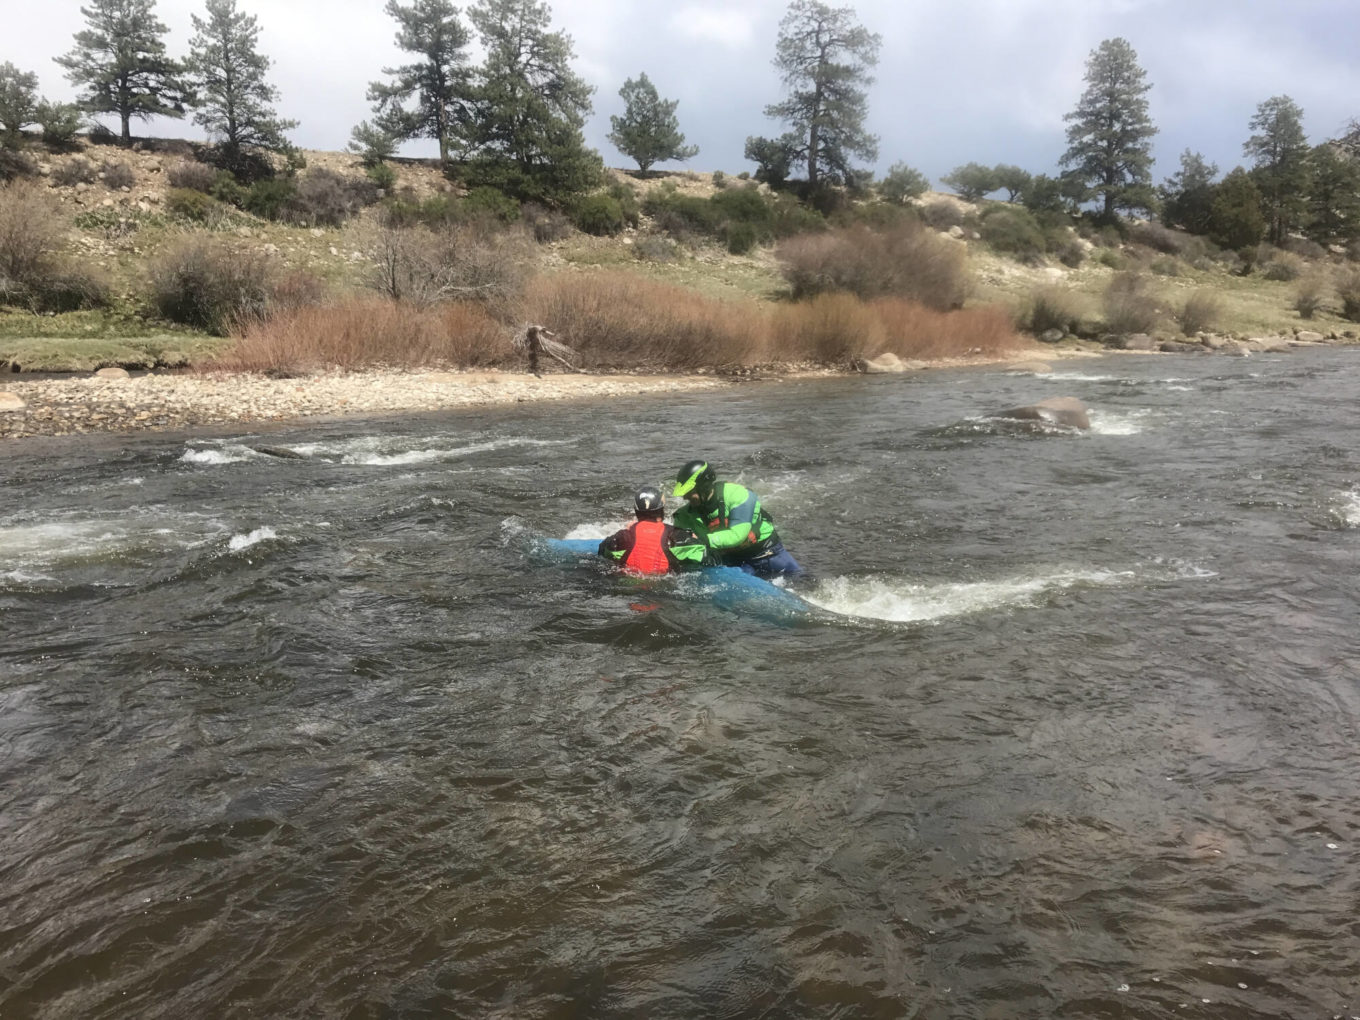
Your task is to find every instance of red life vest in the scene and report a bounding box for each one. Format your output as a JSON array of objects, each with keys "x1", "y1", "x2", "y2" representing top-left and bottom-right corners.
[{"x1": 623, "y1": 520, "x2": 671, "y2": 575}]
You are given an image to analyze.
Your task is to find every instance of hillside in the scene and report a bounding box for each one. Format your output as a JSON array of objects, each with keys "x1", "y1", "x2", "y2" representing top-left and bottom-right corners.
[{"x1": 1, "y1": 135, "x2": 1357, "y2": 373}]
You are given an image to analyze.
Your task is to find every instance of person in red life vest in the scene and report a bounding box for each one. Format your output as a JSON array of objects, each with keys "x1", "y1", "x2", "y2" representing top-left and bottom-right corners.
[{"x1": 597, "y1": 487, "x2": 712, "y2": 575}]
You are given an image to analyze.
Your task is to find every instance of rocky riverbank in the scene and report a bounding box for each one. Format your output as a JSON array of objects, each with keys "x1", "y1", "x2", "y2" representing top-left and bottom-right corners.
[{"x1": 0, "y1": 368, "x2": 733, "y2": 440}]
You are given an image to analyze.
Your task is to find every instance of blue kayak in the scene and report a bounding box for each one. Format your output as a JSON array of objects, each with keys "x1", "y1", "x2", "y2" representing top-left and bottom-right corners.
[{"x1": 539, "y1": 537, "x2": 809, "y2": 616}]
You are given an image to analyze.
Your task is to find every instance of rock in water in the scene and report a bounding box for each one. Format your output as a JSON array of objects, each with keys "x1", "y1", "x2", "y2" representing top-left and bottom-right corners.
[{"x1": 993, "y1": 396, "x2": 1091, "y2": 430}]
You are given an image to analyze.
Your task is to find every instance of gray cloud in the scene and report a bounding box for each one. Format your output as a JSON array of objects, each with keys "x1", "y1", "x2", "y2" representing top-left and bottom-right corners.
[{"x1": 10, "y1": 0, "x2": 1358, "y2": 189}]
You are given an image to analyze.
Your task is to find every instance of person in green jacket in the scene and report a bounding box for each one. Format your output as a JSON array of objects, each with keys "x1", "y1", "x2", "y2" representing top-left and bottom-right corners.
[{"x1": 671, "y1": 459, "x2": 802, "y2": 577}]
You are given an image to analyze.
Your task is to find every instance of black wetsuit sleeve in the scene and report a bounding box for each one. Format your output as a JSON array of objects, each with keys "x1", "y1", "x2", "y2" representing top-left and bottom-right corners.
[{"x1": 598, "y1": 529, "x2": 632, "y2": 561}]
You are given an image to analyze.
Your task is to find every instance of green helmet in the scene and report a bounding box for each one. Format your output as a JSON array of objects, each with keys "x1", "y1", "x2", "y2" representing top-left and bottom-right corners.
[{"x1": 673, "y1": 459, "x2": 716, "y2": 499}]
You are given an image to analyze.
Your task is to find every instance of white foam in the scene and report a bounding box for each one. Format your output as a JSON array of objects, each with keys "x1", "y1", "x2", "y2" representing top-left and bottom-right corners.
[
  {"x1": 228, "y1": 527, "x2": 277, "y2": 552},
  {"x1": 564, "y1": 520, "x2": 630, "y2": 540},
  {"x1": 1337, "y1": 489, "x2": 1360, "y2": 528},
  {"x1": 0, "y1": 517, "x2": 217, "y2": 569},
  {"x1": 181, "y1": 446, "x2": 256, "y2": 465},
  {"x1": 284, "y1": 434, "x2": 577, "y2": 466},
  {"x1": 1087, "y1": 410, "x2": 1149, "y2": 436},
  {"x1": 802, "y1": 567, "x2": 1136, "y2": 623}
]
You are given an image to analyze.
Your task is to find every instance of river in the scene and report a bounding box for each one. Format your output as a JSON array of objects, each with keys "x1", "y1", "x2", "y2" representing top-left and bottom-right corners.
[{"x1": 2, "y1": 350, "x2": 1357, "y2": 1019}]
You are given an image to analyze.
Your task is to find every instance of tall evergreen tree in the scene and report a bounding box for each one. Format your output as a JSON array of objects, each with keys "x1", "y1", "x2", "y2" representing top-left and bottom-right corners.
[
  {"x1": 366, "y1": 0, "x2": 472, "y2": 164},
  {"x1": 464, "y1": 0, "x2": 600, "y2": 203},
  {"x1": 1243, "y1": 95, "x2": 1309, "y2": 246},
  {"x1": 55, "y1": 0, "x2": 190, "y2": 146},
  {"x1": 608, "y1": 73, "x2": 697, "y2": 172},
  {"x1": 1060, "y1": 37, "x2": 1157, "y2": 219},
  {"x1": 1303, "y1": 142, "x2": 1360, "y2": 244},
  {"x1": 747, "y1": 0, "x2": 880, "y2": 188},
  {"x1": 185, "y1": 0, "x2": 296, "y2": 157},
  {"x1": 1208, "y1": 167, "x2": 1266, "y2": 251},
  {"x1": 0, "y1": 63, "x2": 41, "y2": 147},
  {"x1": 1160, "y1": 149, "x2": 1218, "y2": 234}
]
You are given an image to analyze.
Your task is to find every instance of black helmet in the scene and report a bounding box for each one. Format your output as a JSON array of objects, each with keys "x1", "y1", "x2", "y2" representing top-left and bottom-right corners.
[
  {"x1": 634, "y1": 486, "x2": 665, "y2": 517},
  {"x1": 673, "y1": 459, "x2": 716, "y2": 499}
]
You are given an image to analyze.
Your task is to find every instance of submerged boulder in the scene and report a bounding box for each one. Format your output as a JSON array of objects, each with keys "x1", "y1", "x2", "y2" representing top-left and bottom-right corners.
[{"x1": 993, "y1": 396, "x2": 1091, "y2": 430}]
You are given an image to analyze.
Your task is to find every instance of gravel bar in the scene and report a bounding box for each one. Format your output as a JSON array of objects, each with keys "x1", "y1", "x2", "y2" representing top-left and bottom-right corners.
[{"x1": 0, "y1": 369, "x2": 731, "y2": 440}]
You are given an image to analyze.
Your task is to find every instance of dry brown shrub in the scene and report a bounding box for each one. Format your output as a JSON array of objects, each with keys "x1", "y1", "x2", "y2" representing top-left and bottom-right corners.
[
  {"x1": 0, "y1": 180, "x2": 64, "y2": 287},
  {"x1": 149, "y1": 235, "x2": 273, "y2": 334},
  {"x1": 768, "y1": 295, "x2": 1021, "y2": 366},
  {"x1": 364, "y1": 222, "x2": 534, "y2": 317},
  {"x1": 1293, "y1": 272, "x2": 1329, "y2": 319},
  {"x1": 216, "y1": 298, "x2": 508, "y2": 373},
  {"x1": 1175, "y1": 290, "x2": 1224, "y2": 335},
  {"x1": 1102, "y1": 272, "x2": 1162, "y2": 335},
  {"x1": 520, "y1": 271, "x2": 770, "y2": 370},
  {"x1": 775, "y1": 221, "x2": 968, "y2": 310},
  {"x1": 769, "y1": 292, "x2": 885, "y2": 365},
  {"x1": 1021, "y1": 284, "x2": 1083, "y2": 335},
  {"x1": 870, "y1": 299, "x2": 1021, "y2": 361}
]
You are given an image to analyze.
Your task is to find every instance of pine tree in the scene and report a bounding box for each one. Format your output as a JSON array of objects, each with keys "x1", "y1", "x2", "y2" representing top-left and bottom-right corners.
[
  {"x1": 55, "y1": 0, "x2": 190, "y2": 146},
  {"x1": 366, "y1": 0, "x2": 473, "y2": 164},
  {"x1": 1208, "y1": 167, "x2": 1266, "y2": 251},
  {"x1": 607, "y1": 73, "x2": 697, "y2": 172},
  {"x1": 464, "y1": 0, "x2": 600, "y2": 204},
  {"x1": 0, "y1": 63, "x2": 40, "y2": 147},
  {"x1": 1304, "y1": 142, "x2": 1360, "y2": 244},
  {"x1": 1060, "y1": 38, "x2": 1157, "y2": 219},
  {"x1": 1160, "y1": 149, "x2": 1218, "y2": 235},
  {"x1": 940, "y1": 162, "x2": 999, "y2": 202},
  {"x1": 1244, "y1": 95, "x2": 1310, "y2": 246},
  {"x1": 185, "y1": 0, "x2": 296, "y2": 157},
  {"x1": 748, "y1": 0, "x2": 880, "y2": 188},
  {"x1": 878, "y1": 162, "x2": 928, "y2": 204}
]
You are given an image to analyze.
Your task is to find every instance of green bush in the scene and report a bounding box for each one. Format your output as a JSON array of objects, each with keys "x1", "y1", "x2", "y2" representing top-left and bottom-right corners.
[
  {"x1": 1095, "y1": 248, "x2": 1126, "y2": 270},
  {"x1": 164, "y1": 188, "x2": 227, "y2": 223},
  {"x1": 34, "y1": 100, "x2": 82, "y2": 150},
  {"x1": 1150, "y1": 256, "x2": 1183, "y2": 276},
  {"x1": 879, "y1": 162, "x2": 930, "y2": 204},
  {"x1": 463, "y1": 186, "x2": 520, "y2": 223},
  {"x1": 571, "y1": 193, "x2": 627, "y2": 235},
  {"x1": 711, "y1": 170, "x2": 727, "y2": 188},
  {"x1": 726, "y1": 221, "x2": 758, "y2": 254},
  {"x1": 366, "y1": 162, "x2": 397, "y2": 191},
  {"x1": 241, "y1": 178, "x2": 296, "y2": 220},
  {"x1": 150, "y1": 236, "x2": 273, "y2": 334},
  {"x1": 209, "y1": 170, "x2": 246, "y2": 207},
  {"x1": 978, "y1": 205, "x2": 1046, "y2": 262}
]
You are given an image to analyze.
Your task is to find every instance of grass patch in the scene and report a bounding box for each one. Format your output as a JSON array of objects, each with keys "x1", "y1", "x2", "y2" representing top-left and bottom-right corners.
[{"x1": 0, "y1": 334, "x2": 230, "y2": 372}]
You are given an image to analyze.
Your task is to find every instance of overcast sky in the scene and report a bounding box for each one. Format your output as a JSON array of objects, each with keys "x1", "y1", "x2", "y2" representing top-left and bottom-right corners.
[{"x1": 9, "y1": 0, "x2": 1360, "y2": 186}]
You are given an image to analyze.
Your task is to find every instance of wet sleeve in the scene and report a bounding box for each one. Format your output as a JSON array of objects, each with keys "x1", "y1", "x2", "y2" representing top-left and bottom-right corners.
[
  {"x1": 705, "y1": 487, "x2": 756, "y2": 550},
  {"x1": 598, "y1": 531, "x2": 628, "y2": 561},
  {"x1": 666, "y1": 529, "x2": 710, "y2": 569}
]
